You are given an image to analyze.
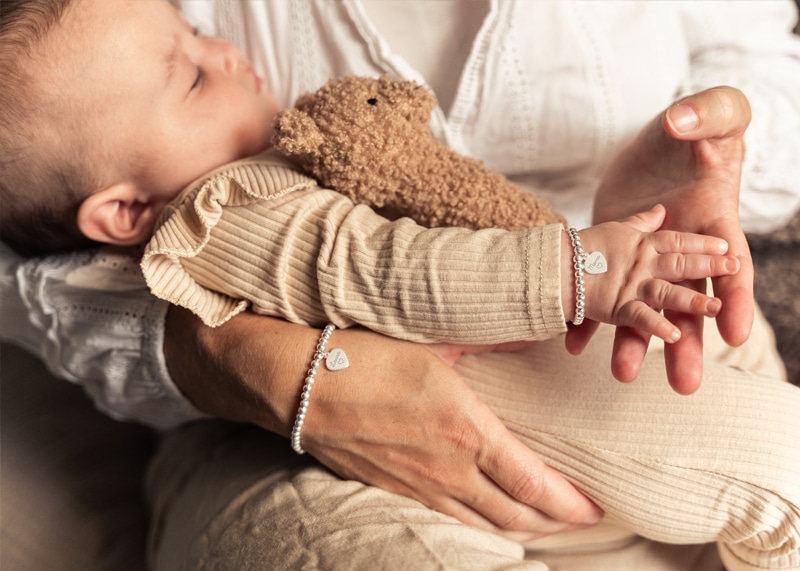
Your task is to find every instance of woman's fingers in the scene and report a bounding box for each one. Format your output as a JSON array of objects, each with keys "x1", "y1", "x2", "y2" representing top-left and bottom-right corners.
[
  {"x1": 564, "y1": 319, "x2": 600, "y2": 355},
  {"x1": 651, "y1": 230, "x2": 729, "y2": 255},
  {"x1": 432, "y1": 481, "x2": 587, "y2": 541},
  {"x1": 348, "y1": 406, "x2": 604, "y2": 539},
  {"x1": 475, "y1": 425, "x2": 603, "y2": 534},
  {"x1": 611, "y1": 326, "x2": 650, "y2": 383},
  {"x1": 653, "y1": 253, "x2": 739, "y2": 281}
]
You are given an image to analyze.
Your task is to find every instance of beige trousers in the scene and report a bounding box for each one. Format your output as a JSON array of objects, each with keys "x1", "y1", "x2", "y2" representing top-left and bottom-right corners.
[{"x1": 146, "y1": 308, "x2": 799, "y2": 570}]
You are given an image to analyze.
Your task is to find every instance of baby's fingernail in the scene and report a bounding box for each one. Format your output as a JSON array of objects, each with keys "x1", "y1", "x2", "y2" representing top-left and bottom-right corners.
[
  {"x1": 667, "y1": 104, "x2": 699, "y2": 134},
  {"x1": 707, "y1": 298, "x2": 722, "y2": 315}
]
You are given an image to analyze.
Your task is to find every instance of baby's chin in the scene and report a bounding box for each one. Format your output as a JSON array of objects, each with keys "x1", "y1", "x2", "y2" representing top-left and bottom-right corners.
[{"x1": 243, "y1": 127, "x2": 275, "y2": 160}]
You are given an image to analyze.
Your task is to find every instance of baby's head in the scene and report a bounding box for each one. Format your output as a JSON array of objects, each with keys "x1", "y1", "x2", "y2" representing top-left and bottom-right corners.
[{"x1": 0, "y1": 0, "x2": 277, "y2": 256}]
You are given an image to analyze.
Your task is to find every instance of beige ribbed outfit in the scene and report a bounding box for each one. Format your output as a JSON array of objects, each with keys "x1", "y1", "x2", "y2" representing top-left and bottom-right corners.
[{"x1": 142, "y1": 154, "x2": 800, "y2": 570}]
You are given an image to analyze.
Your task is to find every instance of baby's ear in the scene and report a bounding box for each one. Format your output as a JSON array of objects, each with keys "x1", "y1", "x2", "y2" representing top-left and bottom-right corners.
[
  {"x1": 272, "y1": 109, "x2": 324, "y2": 157},
  {"x1": 77, "y1": 182, "x2": 160, "y2": 246}
]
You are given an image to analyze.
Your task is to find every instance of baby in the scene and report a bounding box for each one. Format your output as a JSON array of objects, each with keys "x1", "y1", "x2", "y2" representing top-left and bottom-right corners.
[{"x1": 0, "y1": 0, "x2": 735, "y2": 351}]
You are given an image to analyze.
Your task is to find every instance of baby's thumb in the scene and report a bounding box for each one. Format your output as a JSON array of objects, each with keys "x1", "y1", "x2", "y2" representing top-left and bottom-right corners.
[{"x1": 625, "y1": 204, "x2": 666, "y2": 232}]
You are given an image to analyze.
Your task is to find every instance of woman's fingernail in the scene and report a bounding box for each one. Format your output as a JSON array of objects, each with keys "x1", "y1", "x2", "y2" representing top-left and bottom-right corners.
[
  {"x1": 725, "y1": 257, "x2": 739, "y2": 272},
  {"x1": 667, "y1": 104, "x2": 699, "y2": 134},
  {"x1": 669, "y1": 329, "x2": 681, "y2": 343},
  {"x1": 707, "y1": 298, "x2": 722, "y2": 316}
]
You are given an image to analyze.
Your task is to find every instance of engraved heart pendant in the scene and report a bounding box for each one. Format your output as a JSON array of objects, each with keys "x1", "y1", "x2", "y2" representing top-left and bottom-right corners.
[
  {"x1": 584, "y1": 252, "x2": 608, "y2": 274},
  {"x1": 325, "y1": 348, "x2": 350, "y2": 371}
]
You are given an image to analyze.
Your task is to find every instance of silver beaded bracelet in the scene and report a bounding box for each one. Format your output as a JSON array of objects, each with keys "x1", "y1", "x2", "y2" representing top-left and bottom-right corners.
[
  {"x1": 566, "y1": 228, "x2": 607, "y2": 326},
  {"x1": 291, "y1": 324, "x2": 349, "y2": 455}
]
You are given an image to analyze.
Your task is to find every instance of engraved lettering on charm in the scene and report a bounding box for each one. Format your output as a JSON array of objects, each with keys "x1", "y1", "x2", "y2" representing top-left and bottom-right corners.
[
  {"x1": 584, "y1": 252, "x2": 608, "y2": 274},
  {"x1": 325, "y1": 348, "x2": 350, "y2": 371}
]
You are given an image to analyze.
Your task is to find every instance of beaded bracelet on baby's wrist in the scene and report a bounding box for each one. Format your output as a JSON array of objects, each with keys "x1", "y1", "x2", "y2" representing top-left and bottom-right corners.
[
  {"x1": 566, "y1": 228, "x2": 607, "y2": 326},
  {"x1": 290, "y1": 324, "x2": 350, "y2": 455}
]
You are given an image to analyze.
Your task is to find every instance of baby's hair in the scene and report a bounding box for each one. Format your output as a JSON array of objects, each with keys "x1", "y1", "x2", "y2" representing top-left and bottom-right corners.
[{"x1": 0, "y1": 0, "x2": 102, "y2": 257}]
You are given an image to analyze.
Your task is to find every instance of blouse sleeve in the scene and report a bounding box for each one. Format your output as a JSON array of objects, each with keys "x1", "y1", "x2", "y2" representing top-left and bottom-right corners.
[
  {"x1": 677, "y1": 0, "x2": 800, "y2": 233},
  {"x1": 0, "y1": 242, "x2": 207, "y2": 430}
]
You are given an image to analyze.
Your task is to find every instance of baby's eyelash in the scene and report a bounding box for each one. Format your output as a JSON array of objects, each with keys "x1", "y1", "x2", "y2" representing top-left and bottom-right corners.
[
  {"x1": 189, "y1": 26, "x2": 203, "y2": 90},
  {"x1": 192, "y1": 68, "x2": 204, "y2": 90}
]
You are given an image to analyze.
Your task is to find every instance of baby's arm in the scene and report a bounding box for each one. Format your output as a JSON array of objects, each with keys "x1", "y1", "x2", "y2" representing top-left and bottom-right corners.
[
  {"x1": 143, "y1": 164, "x2": 736, "y2": 347},
  {"x1": 145, "y1": 181, "x2": 565, "y2": 344},
  {"x1": 560, "y1": 204, "x2": 737, "y2": 345}
]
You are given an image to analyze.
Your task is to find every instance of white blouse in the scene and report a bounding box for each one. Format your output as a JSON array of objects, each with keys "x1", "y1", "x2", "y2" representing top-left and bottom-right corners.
[{"x1": 2, "y1": 0, "x2": 799, "y2": 427}]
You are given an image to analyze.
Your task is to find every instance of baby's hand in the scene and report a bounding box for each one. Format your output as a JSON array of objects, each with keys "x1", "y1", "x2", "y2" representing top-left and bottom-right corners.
[{"x1": 561, "y1": 205, "x2": 739, "y2": 344}]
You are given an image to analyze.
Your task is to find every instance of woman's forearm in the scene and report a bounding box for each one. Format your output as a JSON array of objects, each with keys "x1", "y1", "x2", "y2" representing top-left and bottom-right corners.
[{"x1": 164, "y1": 306, "x2": 318, "y2": 435}]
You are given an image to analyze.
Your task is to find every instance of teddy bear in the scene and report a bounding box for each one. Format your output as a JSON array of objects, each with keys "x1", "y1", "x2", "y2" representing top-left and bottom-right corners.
[{"x1": 272, "y1": 74, "x2": 565, "y2": 232}]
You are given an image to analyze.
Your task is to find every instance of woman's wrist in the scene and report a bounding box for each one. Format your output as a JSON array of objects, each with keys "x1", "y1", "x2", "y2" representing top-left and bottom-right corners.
[{"x1": 164, "y1": 306, "x2": 319, "y2": 436}]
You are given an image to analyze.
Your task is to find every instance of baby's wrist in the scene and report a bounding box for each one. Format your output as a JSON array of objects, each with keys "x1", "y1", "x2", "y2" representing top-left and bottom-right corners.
[{"x1": 560, "y1": 229, "x2": 576, "y2": 323}]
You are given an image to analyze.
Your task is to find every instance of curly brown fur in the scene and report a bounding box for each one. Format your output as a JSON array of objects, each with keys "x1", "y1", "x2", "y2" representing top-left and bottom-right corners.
[{"x1": 272, "y1": 75, "x2": 565, "y2": 231}]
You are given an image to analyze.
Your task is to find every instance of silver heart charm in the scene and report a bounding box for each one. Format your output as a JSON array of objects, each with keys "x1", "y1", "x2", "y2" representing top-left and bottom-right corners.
[
  {"x1": 584, "y1": 251, "x2": 608, "y2": 274},
  {"x1": 325, "y1": 348, "x2": 350, "y2": 371}
]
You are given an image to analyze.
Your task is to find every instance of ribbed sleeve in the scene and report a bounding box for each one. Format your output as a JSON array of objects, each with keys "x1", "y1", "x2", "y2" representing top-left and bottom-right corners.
[{"x1": 142, "y1": 154, "x2": 567, "y2": 343}]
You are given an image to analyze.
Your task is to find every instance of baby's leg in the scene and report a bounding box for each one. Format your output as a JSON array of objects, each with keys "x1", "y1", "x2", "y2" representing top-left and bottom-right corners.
[{"x1": 458, "y1": 309, "x2": 800, "y2": 570}]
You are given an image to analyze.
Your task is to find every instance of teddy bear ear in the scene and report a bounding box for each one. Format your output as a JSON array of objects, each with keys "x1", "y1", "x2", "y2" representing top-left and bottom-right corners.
[
  {"x1": 272, "y1": 109, "x2": 325, "y2": 157},
  {"x1": 293, "y1": 92, "x2": 317, "y2": 113}
]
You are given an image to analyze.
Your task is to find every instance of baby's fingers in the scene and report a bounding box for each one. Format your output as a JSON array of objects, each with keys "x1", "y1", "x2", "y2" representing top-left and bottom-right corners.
[
  {"x1": 654, "y1": 254, "x2": 739, "y2": 282},
  {"x1": 618, "y1": 282, "x2": 721, "y2": 343},
  {"x1": 616, "y1": 301, "x2": 681, "y2": 344},
  {"x1": 639, "y1": 279, "x2": 722, "y2": 319}
]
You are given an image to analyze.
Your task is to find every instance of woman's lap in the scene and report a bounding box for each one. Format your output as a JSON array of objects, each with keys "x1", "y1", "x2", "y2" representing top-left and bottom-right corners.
[
  {"x1": 147, "y1": 309, "x2": 799, "y2": 570},
  {"x1": 146, "y1": 421, "x2": 540, "y2": 570}
]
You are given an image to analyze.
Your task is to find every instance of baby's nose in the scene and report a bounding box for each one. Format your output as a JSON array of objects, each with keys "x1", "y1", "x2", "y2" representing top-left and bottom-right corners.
[
  {"x1": 222, "y1": 46, "x2": 239, "y2": 75},
  {"x1": 212, "y1": 39, "x2": 242, "y2": 75}
]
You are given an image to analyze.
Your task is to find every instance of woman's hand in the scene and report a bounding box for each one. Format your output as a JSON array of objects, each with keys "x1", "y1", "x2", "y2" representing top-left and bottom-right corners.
[
  {"x1": 165, "y1": 308, "x2": 602, "y2": 540},
  {"x1": 561, "y1": 204, "x2": 738, "y2": 345},
  {"x1": 571, "y1": 86, "x2": 753, "y2": 394}
]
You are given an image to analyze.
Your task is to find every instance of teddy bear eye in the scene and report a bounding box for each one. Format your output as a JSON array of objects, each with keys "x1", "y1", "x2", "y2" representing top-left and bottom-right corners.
[{"x1": 367, "y1": 98, "x2": 378, "y2": 106}]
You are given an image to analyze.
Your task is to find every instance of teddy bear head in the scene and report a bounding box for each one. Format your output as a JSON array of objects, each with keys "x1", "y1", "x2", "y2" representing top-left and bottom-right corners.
[{"x1": 272, "y1": 74, "x2": 437, "y2": 172}]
